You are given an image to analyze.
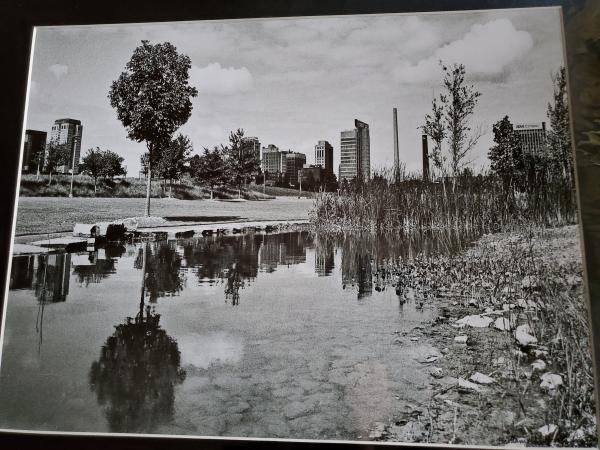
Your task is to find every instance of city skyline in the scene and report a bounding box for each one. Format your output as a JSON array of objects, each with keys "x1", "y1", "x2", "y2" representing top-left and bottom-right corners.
[{"x1": 24, "y1": 8, "x2": 563, "y2": 176}]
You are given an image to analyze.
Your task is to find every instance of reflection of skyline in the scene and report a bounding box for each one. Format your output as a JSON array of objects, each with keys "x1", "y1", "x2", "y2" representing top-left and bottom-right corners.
[
  {"x1": 258, "y1": 231, "x2": 311, "y2": 270},
  {"x1": 10, "y1": 253, "x2": 71, "y2": 303}
]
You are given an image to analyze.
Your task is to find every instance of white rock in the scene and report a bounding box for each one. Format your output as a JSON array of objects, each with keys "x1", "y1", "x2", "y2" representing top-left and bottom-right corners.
[
  {"x1": 538, "y1": 424, "x2": 557, "y2": 437},
  {"x1": 533, "y1": 349, "x2": 548, "y2": 358},
  {"x1": 540, "y1": 373, "x2": 563, "y2": 390},
  {"x1": 455, "y1": 314, "x2": 493, "y2": 328},
  {"x1": 410, "y1": 337, "x2": 419, "y2": 342},
  {"x1": 454, "y1": 335, "x2": 468, "y2": 344},
  {"x1": 441, "y1": 347, "x2": 450, "y2": 354},
  {"x1": 494, "y1": 317, "x2": 514, "y2": 331},
  {"x1": 515, "y1": 325, "x2": 537, "y2": 346},
  {"x1": 531, "y1": 360, "x2": 547, "y2": 372},
  {"x1": 458, "y1": 378, "x2": 486, "y2": 393},
  {"x1": 470, "y1": 372, "x2": 495, "y2": 384}
]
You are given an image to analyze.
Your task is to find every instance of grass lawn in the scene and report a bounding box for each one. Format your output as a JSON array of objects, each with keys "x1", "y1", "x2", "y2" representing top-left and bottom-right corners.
[{"x1": 13, "y1": 196, "x2": 313, "y2": 235}]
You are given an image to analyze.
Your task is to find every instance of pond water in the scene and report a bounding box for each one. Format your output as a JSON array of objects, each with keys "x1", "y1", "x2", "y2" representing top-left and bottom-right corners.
[{"x1": 0, "y1": 230, "x2": 473, "y2": 440}]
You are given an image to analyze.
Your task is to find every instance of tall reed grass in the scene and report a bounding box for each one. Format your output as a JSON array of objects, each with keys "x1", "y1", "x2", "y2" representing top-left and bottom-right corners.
[{"x1": 310, "y1": 168, "x2": 576, "y2": 232}]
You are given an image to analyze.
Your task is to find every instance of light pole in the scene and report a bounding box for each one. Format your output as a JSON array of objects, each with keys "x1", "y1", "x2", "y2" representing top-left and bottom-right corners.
[{"x1": 69, "y1": 136, "x2": 79, "y2": 198}]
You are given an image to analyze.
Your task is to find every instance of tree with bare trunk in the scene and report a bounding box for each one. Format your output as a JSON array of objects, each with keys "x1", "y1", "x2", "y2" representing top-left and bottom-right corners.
[{"x1": 108, "y1": 40, "x2": 197, "y2": 216}]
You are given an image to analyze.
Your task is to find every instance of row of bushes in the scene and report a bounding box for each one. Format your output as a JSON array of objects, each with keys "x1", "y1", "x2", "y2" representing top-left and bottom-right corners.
[{"x1": 18, "y1": 174, "x2": 273, "y2": 201}]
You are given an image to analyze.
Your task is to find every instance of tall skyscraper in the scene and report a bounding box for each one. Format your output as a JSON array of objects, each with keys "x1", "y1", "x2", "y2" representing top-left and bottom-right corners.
[
  {"x1": 339, "y1": 119, "x2": 370, "y2": 182},
  {"x1": 514, "y1": 122, "x2": 547, "y2": 155},
  {"x1": 314, "y1": 140, "x2": 333, "y2": 174},
  {"x1": 23, "y1": 130, "x2": 47, "y2": 173},
  {"x1": 48, "y1": 118, "x2": 83, "y2": 174},
  {"x1": 241, "y1": 136, "x2": 261, "y2": 167},
  {"x1": 261, "y1": 144, "x2": 282, "y2": 181},
  {"x1": 285, "y1": 152, "x2": 306, "y2": 186}
]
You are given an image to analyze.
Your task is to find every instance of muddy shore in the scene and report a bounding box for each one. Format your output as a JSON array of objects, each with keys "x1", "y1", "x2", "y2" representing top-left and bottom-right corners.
[{"x1": 368, "y1": 225, "x2": 596, "y2": 447}]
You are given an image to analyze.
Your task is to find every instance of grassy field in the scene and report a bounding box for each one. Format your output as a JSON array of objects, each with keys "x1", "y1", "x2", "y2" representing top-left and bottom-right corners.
[{"x1": 13, "y1": 196, "x2": 313, "y2": 235}]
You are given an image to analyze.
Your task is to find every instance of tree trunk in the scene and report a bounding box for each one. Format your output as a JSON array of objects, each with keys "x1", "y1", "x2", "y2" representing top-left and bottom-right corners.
[
  {"x1": 145, "y1": 168, "x2": 152, "y2": 217},
  {"x1": 47, "y1": 171, "x2": 52, "y2": 186},
  {"x1": 94, "y1": 178, "x2": 97, "y2": 194},
  {"x1": 238, "y1": 186, "x2": 241, "y2": 199},
  {"x1": 169, "y1": 179, "x2": 172, "y2": 198},
  {"x1": 210, "y1": 188, "x2": 213, "y2": 200}
]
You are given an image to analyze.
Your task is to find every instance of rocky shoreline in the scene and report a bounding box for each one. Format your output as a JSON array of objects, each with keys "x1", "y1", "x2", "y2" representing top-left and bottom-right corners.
[{"x1": 367, "y1": 225, "x2": 596, "y2": 447}]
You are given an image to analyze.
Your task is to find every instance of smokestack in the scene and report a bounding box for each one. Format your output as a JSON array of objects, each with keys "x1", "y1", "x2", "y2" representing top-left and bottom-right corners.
[
  {"x1": 422, "y1": 134, "x2": 430, "y2": 182},
  {"x1": 393, "y1": 108, "x2": 399, "y2": 170}
]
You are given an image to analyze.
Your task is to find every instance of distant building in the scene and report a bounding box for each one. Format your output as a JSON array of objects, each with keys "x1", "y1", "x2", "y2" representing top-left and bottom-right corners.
[
  {"x1": 314, "y1": 140, "x2": 333, "y2": 174},
  {"x1": 339, "y1": 119, "x2": 370, "y2": 182},
  {"x1": 261, "y1": 144, "x2": 286, "y2": 184},
  {"x1": 285, "y1": 152, "x2": 306, "y2": 186},
  {"x1": 514, "y1": 122, "x2": 547, "y2": 155},
  {"x1": 48, "y1": 118, "x2": 83, "y2": 174},
  {"x1": 22, "y1": 129, "x2": 47, "y2": 173},
  {"x1": 299, "y1": 166, "x2": 325, "y2": 189},
  {"x1": 241, "y1": 136, "x2": 261, "y2": 168}
]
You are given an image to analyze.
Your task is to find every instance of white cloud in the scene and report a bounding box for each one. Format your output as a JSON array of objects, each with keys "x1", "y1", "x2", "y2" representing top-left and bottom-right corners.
[
  {"x1": 49, "y1": 63, "x2": 68, "y2": 79},
  {"x1": 393, "y1": 18, "x2": 533, "y2": 84},
  {"x1": 190, "y1": 62, "x2": 253, "y2": 95}
]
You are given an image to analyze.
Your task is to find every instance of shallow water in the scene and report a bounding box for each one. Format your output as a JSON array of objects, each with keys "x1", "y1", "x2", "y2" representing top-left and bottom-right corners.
[{"x1": 0, "y1": 230, "x2": 472, "y2": 440}]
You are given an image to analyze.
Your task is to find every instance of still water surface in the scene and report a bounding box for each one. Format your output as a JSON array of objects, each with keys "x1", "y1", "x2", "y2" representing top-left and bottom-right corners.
[{"x1": 0, "y1": 230, "x2": 471, "y2": 440}]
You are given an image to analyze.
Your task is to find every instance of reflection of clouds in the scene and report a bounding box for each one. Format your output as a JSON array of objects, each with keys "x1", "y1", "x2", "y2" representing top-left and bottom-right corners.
[{"x1": 178, "y1": 332, "x2": 244, "y2": 369}]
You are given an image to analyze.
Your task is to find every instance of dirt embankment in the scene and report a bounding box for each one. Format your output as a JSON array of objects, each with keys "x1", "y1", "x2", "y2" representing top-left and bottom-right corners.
[{"x1": 369, "y1": 225, "x2": 596, "y2": 447}]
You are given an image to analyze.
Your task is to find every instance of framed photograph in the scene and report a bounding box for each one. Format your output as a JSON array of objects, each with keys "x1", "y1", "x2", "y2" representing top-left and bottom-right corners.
[{"x1": 1, "y1": 0, "x2": 599, "y2": 449}]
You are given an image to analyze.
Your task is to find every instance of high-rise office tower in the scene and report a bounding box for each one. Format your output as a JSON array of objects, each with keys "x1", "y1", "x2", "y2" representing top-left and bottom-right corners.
[
  {"x1": 314, "y1": 140, "x2": 333, "y2": 174},
  {"x1": 285, "y1": 152, "x2": 306, "y2": 186},
  {"x1": 339, "y1": 119, "x2": 370, "y2": 182},
  {"x1": 48, "y1": 118, "x2": 83, "y2": 174},
  {"x1": 514, "y1": 122, "x2": 547, "y2": 156}
]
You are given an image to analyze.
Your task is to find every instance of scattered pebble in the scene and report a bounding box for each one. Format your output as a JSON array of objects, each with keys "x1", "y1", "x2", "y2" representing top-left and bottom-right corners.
[
  {"x1": 470, "y1": 372, "x2": 495, "y2": 384},
  {"x1": 455, "y1": 314, "x2": 493, "y2": 328},
  {"x1": 538, "y1": 424, "x2": 557, "y2": 437},
  {"x1": 540, "y1": 373, "x2": 563, "y2": 390},
  {"x1": 531, "y1": 360, "x2": 547, "y2": 372},
  {"x1": 458, "y1": 378, "x2": 486, "y2": 393},
  {"x1": 430, "y1": 367, "x2": 444, "y2": 378},
  {"x1": 515, "y1": 324, "x2": 537, "y2": 346},
  {"x1": 494, "y1": 317, "x2": 513, "y2": 331}
]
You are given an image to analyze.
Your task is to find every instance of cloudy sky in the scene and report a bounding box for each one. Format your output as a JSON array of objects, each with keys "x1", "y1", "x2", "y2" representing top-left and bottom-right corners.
[{"x1": 25, "y1": 7, "x2": 564, "y2": 175}]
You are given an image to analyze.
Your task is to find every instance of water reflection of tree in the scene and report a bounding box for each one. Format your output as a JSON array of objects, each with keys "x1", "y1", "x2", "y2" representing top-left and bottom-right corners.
[
  {"x1": 89, "y1": 307, "x2": 185, "y2": 433},
  {"x1": 90, "y1": 243, "x2": 185, "y2": 433},
  {"x1": 182, "y1": 234, "x2": 264, "y2": 305},
  {"x1": 72, "y1": 247, "x2": 124, "y2": 287},
  {"x1": 134, "y1": 242, "x2": 185, "y2": 302},
  {"x1": 314, "y1": 233, "x2": 335, "y2": 276}
]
